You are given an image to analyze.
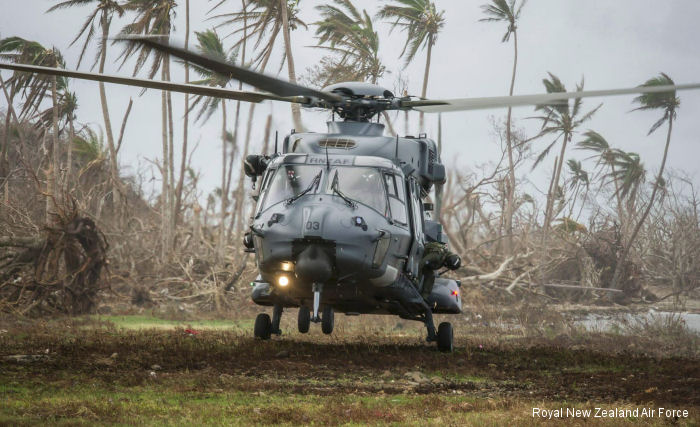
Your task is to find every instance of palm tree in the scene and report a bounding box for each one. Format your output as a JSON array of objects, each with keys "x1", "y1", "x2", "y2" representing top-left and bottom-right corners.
[
  {"x1": 47, "y1": 0, "x2": 125, "y2": 215},
  {"x1": 565, "y1": 159, "x2": 588, "y2": 218},
  {"x1": 174, "y1": 0, "x2": 191, "y2": 229},
  {"x1": 279, "y1": 0, "x2": 303, "y2": 131},
  {"x1": 314, "y1": 0, "x2": 386, "y2": 85},
  {"x1": 212, "y1": 0, "x2": 305, "y2": 236},
  {"x1": 530, "y1": 73, "x2": 601, "y2": 239},
  {"x1": 31, "y1": 81, "x2": 79, "y2": 190},
  {"x1": 188, "y1": 29, "x2": 238, "y2": 263},
  {"x1": 608, "y1": 150, "x2": 646, "y2": 214},
  {"x1": 576, "y1": 130, "x2": 626, "y2": 226},
  {"x1": 312, "y1": 0, "x2": 395, "y2": 134},
  {"x1": 119, "y1": 0, "x2": 177, "y2": 256},
  {"x1": 609, "y1": 73, "x2": 680, "y2": 292},
  {"x1": 377, "y1": 0, "x2": 445, "y2": 133},
  {"x1": 479, "y1": 0, "x2": 527, "y2": 255},
  {"x1": 0, "y1": 37, "x2": 64, "y2": 222},
  {"x1": 212, "y1": 0, "x2": 306, "y2": 130}
]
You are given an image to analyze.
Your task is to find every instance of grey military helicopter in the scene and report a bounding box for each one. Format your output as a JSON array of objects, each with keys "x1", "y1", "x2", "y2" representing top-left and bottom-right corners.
[{"x1": 2, "y1": 37, "x2": 699, "y2": 351}]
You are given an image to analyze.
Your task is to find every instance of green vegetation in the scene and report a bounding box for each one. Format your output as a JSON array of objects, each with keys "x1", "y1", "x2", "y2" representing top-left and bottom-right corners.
[
  {"x1": 0, "y1": 316, "x2": 697, "y2": 425},
  {"x1": 90, "y1": 315, "x2": 252, "y2": 331}
]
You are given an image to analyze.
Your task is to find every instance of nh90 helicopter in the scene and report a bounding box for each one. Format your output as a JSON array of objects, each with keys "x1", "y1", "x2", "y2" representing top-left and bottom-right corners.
[{"x1": 2, "y1": 37, "x2": 699, "y2": 351}]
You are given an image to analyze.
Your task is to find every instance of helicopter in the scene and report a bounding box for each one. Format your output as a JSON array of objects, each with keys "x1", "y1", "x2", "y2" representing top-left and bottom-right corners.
[{"x1": 2, "y1": 37, "x2": 699, "y2": 352}]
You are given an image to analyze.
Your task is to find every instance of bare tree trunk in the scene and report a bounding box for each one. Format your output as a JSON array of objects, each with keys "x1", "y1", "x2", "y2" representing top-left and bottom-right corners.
[
  {"x1": 381, "y1": 111, "x2": 396, "y2": 136},
  {"x1": 610, "y1": 161, "x2": 625, "y2": 233},
  {"x1": 542, "y1": 156, "x2": 558, "y2": 245},
  {"x1": 166, "y1": 59, "x2": 176, "y2": 249},
  {"x1": 0, "y1": 77, "x2": 17, "y2": 206},
  {"x1": 404, "y1": 110, "x2": 408, "y2": 136},
  {"x1": 160, "y1": 63, "x2": 170, "y2": 260},
  {"x1": 543, "y1": 134, "x2": 569, "y2": 239},
  {"x1": 231, "y1": 28, "x2": 278, "y2": 235},
  {"x1": 49, "y1": 75, "x2": 60, "y2": 224},
  {"x1": 98, "y1": 12, "x2": 121, "y2": 218},
  {"x1": 224, "y1": 0, "x2": 248, "y2": 244},
  {"x1": 435, "y1": 113, "x2": 443, "y2": 217},
  {"x1": 610, "y1": 116, "x2": 674, "y2": 291},
  {"x1": 174, "y1": 0, "x2": 191, "y2": 227},
  {"x1": 260, "y1": 113, "x2": 273, "y2": 156},
  {"x1": 216, "y1": 100, "x2": 228, "y2": 263},
  {"x1": 279, "y1": 0, "x2": 303, "y2": 132},
  {"x1": 503, "y1": 31, "x2": 519, "y2": 255},
  {"x1": 419, "y1": 35, "x2": 433, "y2": 133},
  {"x1": 242, "y1": 113, "x2": 273, "y2": 230},
  {"x1": 66, "y1": 115, "x2": 74, "y2": 190}
]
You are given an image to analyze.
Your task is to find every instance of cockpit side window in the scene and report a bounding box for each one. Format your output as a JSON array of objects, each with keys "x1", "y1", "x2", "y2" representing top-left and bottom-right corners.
[
  {"x1": 384, "y1": 173, "x2": 408, "y2": 226},
  {"x1": 260, "y1": 165, "x2": 323, "y2": 211}
]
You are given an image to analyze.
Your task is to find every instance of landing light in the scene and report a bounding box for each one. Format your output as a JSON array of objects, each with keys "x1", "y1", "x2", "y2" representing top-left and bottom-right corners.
[
  {"x1": 278, "y1": 276, "x2": 290, "y2": 287},
  {"x1": 281, "y1": 262, "x2": 294, "y2": 272}
]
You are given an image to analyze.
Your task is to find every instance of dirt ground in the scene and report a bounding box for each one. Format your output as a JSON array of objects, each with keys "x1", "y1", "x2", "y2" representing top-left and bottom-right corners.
[{"x1": 0, "y1": 314, "x2": 698, "y2": 425}]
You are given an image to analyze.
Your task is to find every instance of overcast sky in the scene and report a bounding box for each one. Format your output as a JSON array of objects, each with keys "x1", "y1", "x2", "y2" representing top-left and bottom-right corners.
[{"x1": 1, "y1": 0, "x2": 699, "y2": 209}]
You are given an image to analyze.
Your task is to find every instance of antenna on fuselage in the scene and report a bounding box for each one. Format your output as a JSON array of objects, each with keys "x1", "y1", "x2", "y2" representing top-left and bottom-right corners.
[
  {"x1": 274, "y1": 131, "x2": 278, "y2": 155},
  {"x1": 394, "y1": 134, "x2": 399, "y2": 161},
  {"x1": 325, "y1": 143, "x2": 330, "y2": 171}
]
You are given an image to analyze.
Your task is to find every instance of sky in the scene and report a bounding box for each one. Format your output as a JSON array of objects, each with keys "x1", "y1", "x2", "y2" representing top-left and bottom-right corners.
[{"x1": 1, "y1": 0, "x2": 699, "y2": 210}]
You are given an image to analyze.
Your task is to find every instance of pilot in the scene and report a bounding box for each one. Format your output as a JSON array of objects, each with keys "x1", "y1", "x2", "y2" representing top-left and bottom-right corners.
[{"x1": 420, "y1": 241, "x2": 461, "y2": 299}]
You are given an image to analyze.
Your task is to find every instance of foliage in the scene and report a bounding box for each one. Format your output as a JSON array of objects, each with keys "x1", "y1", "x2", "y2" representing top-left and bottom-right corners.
[
  {"x1": 47, "y1": 0, "x2": 125, "y2": 69},
  {"x1": 479, "y1": 0, "x2": 527, "y2": 42},
  {"x1": 211, "y1": 0, "x2": 306, "y2": 69},
  {"x1": 187, "y1": 29, "x2": 239, "y2": 122},
  {"x1": 313, "y1": 0, "x2": 385, "y2": 85},
  {"x1": 377, "y1": 0, "x2": 445, "y2": 66},
  {"x1": 0, "y1": 37, "x2": 65, "y2": 118}
]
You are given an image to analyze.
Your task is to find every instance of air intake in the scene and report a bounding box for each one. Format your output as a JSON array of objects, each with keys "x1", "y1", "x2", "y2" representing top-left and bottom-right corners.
[{"x1": 319, "y1": 138, "x2": 357, "y2": 150}]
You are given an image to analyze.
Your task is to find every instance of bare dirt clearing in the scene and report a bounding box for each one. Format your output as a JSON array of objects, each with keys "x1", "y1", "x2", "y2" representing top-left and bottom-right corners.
[{"x1": 0, "y1": 315, "x2": 698, "y2": 425}]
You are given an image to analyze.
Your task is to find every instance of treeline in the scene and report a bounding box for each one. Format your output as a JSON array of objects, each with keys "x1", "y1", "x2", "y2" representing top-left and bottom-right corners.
[{"x1": 0, "y1": 1, "x2": 698, "y2": 315}]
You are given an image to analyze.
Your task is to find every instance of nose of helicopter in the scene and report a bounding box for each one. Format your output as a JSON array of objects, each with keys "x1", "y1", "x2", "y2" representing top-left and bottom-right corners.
[{"x1": 294, "y1": 244, "x2": 333, "y2": 283}]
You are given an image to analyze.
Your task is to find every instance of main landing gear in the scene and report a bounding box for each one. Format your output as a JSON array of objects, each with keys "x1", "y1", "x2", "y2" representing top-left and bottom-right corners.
[
  {"x1": 424, "y1": 309, "x2": 454, "y2": 352},
  {"x1": 254, "y1": 304, "x2": 283, "y2": 340}
]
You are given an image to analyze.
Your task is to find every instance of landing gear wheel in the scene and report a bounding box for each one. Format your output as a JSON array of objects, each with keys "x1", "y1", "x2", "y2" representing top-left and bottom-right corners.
[
  {"x1": 254, "y1": 313, "x2": 272, "y2": 340},
  {"x1": 321, "y1": 306, "x2": 334, "y2": 335},
  {"x1": 298, "y1": 307, "x2": 311, "y2": 334},
  {"x1": 437, "y1": 322, "x2": 453, "y2": 352}
]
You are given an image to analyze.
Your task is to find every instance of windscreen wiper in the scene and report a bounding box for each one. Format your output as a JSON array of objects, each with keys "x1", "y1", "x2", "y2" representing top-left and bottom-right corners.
[
  {"x1": 331, "y1": 170, "x2": 357, "y2": 208},
  {"x1": 285, "y1": 170, "x2": 322, "y2": 206}
]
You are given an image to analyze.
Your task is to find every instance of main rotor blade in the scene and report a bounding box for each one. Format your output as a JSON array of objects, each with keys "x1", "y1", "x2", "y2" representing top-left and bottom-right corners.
[
  {"x1": 408, "y1": 83, "x2": 700, "y2": 113},
  {"x1": 120, "y1": 36, "x2": 343, "y2": 103},
  {"x1": 0, "y1": 62, "x2": 298, "y2": 104}
]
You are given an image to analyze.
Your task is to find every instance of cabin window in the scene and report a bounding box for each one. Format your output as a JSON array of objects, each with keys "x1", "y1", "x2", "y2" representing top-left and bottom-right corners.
[
  {"x1": 327, "y1": 167, "x2": 387, "y2": 215},
  {"x1": 260, "y1": 165, "x2": 323, "y2": 211},
  {"x1": 384, "y1": 174, "x2": 408, "y2": 226}
]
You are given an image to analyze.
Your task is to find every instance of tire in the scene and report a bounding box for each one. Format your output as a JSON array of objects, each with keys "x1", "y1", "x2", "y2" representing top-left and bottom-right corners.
[
  {"x1": 254, "y1": 313, "x2": 272, "y2": 340},
  {"x1": 298, "y1": 307, "x2": 311, "y2": 334},
  {"x1": 437, "y1": 322, "x2": 453, "y2": 352},
  {"x1": 321, "y1": 306, "x2": 334, "y2": 335}
]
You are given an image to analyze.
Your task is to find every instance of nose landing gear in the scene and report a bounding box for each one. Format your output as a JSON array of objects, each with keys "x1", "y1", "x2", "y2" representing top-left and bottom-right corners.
[
  {"x1": 298, "y1": 306, "x2": 310, "y2": 333},
  {"x1": 321, "y1": 305, "x2": 334, "y2": 334},
  {"x1": 256, "y1": 284, "x2": 336, "y2": 338}
]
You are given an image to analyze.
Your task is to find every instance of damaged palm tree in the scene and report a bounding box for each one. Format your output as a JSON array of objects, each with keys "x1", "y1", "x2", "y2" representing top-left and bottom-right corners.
[{"x1": 0, "y1": 197, "x2": 108, "y2": 316}]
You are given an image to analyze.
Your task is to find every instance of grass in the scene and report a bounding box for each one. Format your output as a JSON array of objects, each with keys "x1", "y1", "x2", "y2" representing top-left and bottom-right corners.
[
  {"x1": 89, "y1": 315, "x2": 253, "y2": 331},
  {"x1": 0, "y1": 314, "x2": 698, "y2": 425},
  {"x1": 1, "y1": 379, "x2": 695, "y2": 426}
]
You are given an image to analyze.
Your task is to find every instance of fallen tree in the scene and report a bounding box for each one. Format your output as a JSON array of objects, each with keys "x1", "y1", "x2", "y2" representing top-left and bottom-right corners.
[{"x1": 0, "y1": 199, "x2": 108, "y2": 316}]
